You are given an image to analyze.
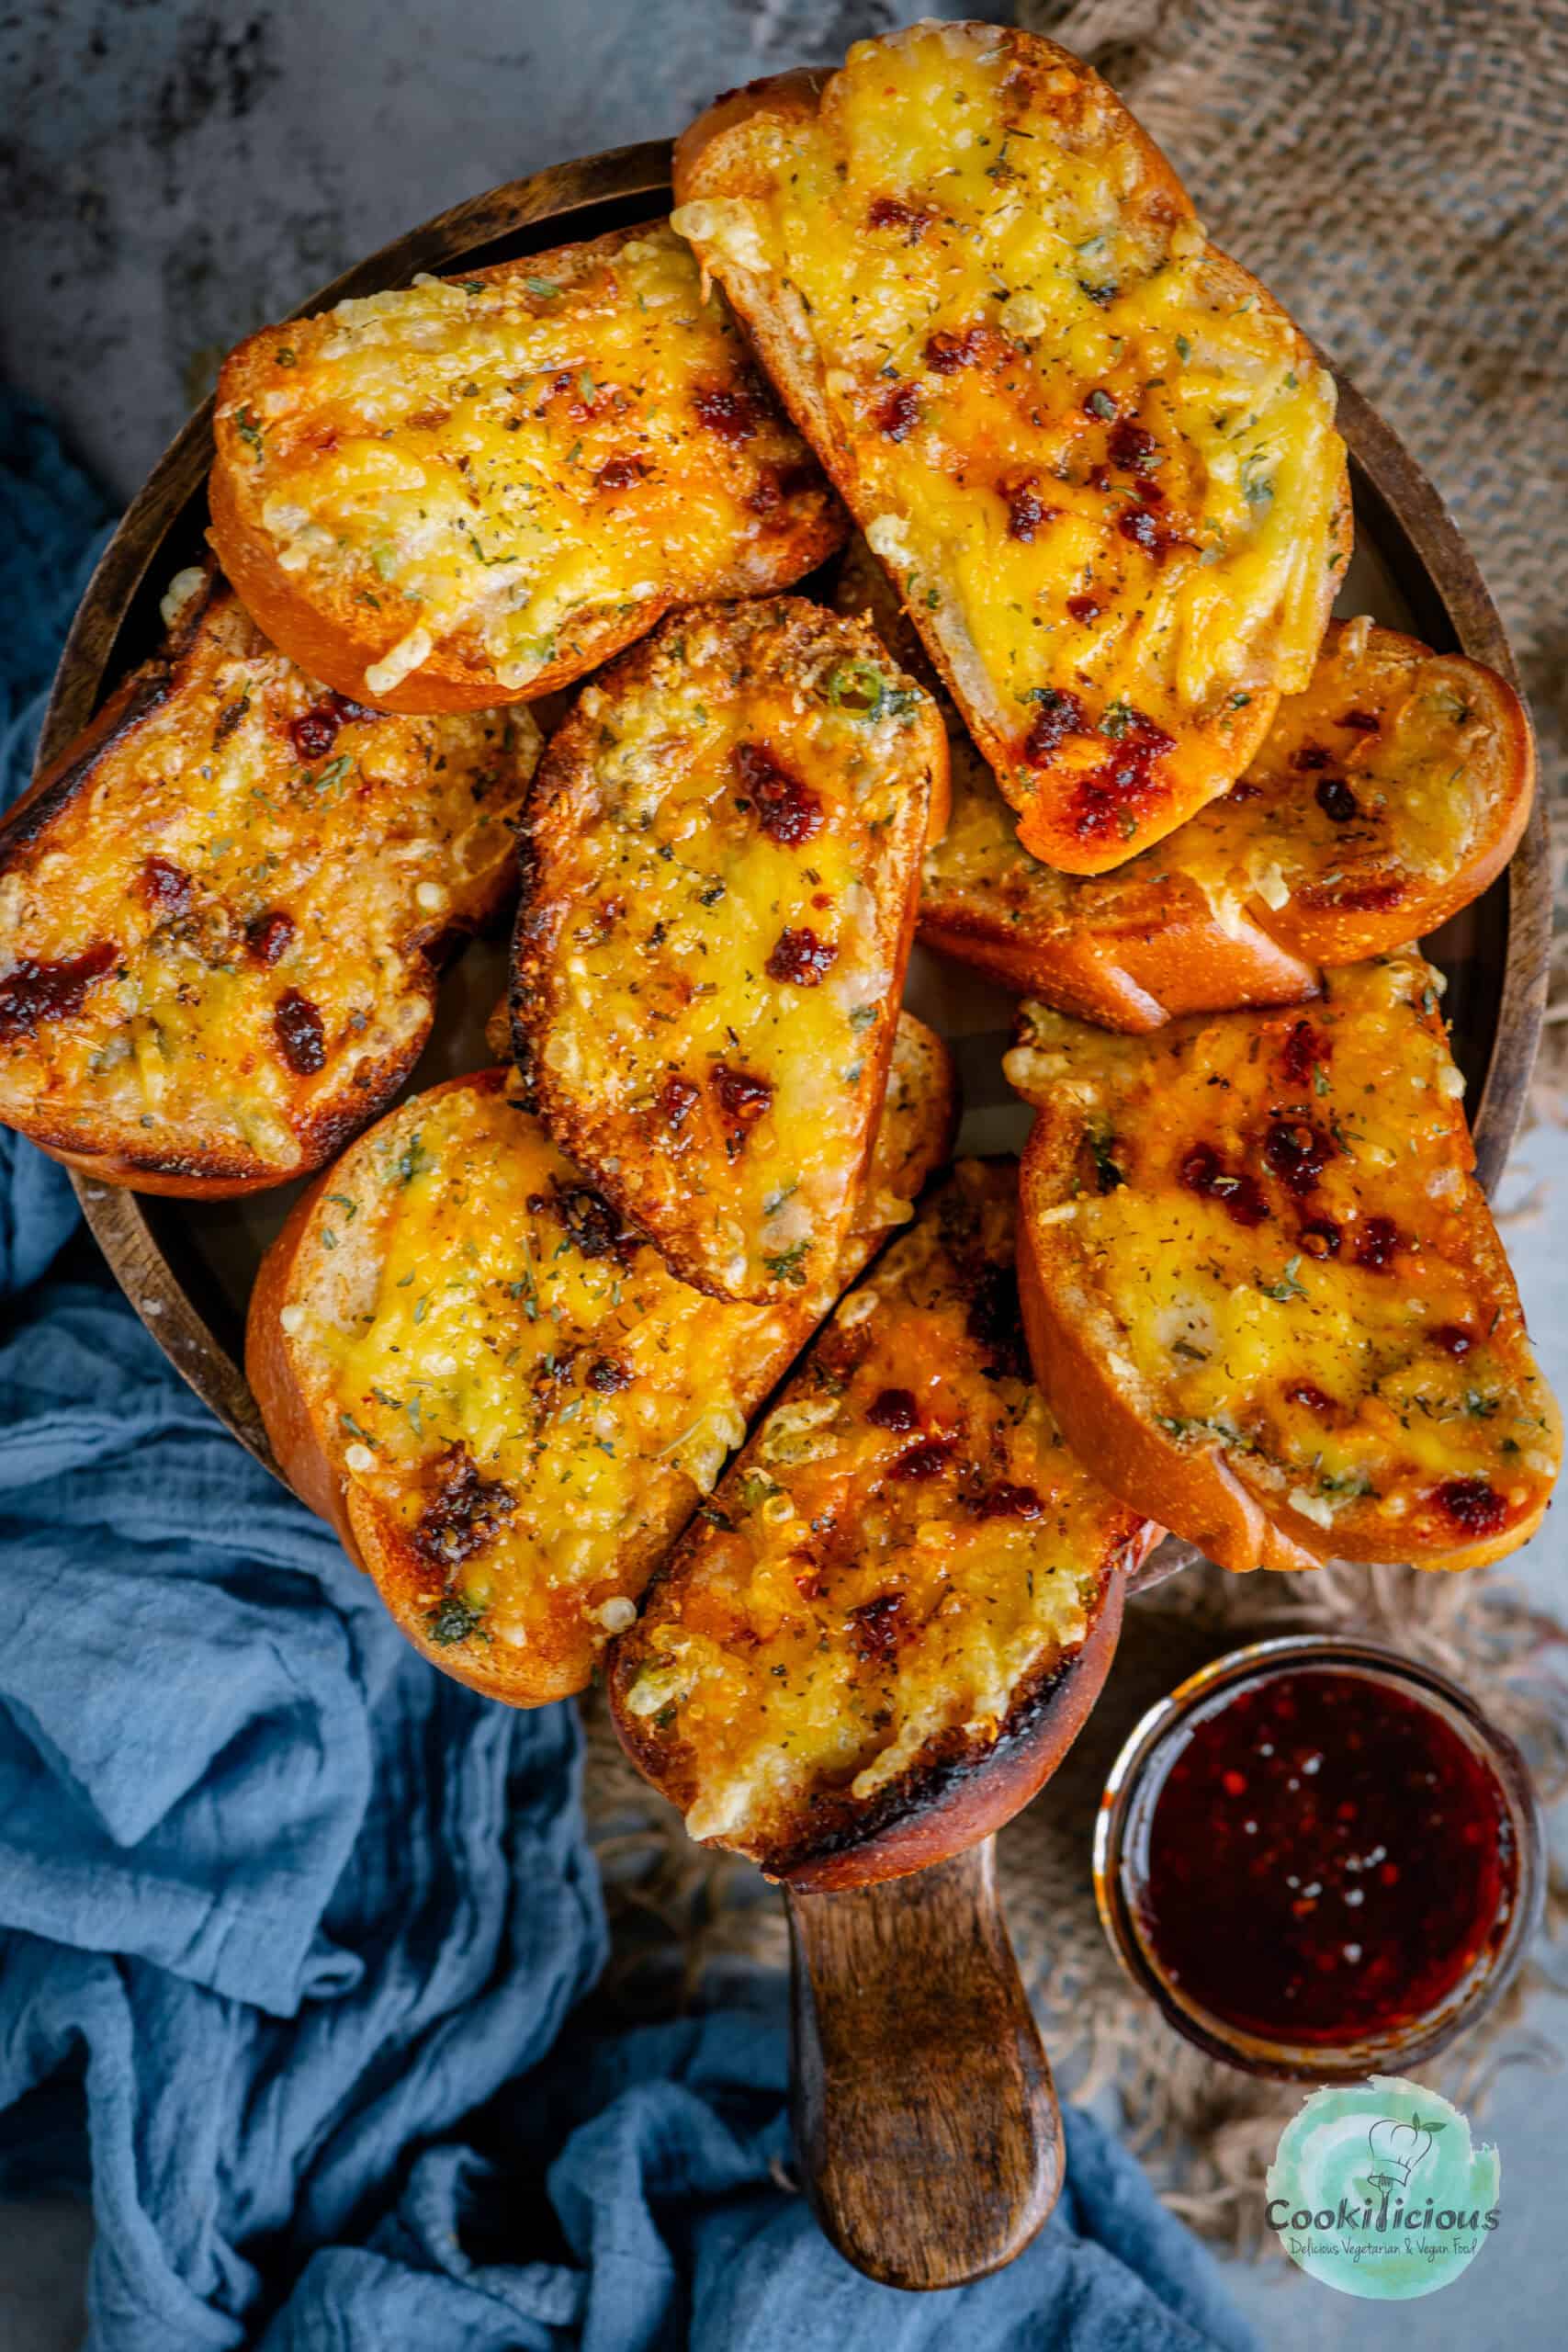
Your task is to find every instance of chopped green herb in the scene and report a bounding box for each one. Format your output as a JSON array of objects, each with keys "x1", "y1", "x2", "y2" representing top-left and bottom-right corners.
[
  {"x1": 1240, "y1": 450, "x2": 1274, "y2": 509},
  {"x1": 397, "y1": 1132, "x2": 434, "y2": 1185},
  {"x1": 761, "y1": 1240, "x2": 812, "y2": 1288},
  {"x1": 1255, "y1": 1256, "x2": 1306, "y2": 1303},
  {"x1": 824, "y1": 660, "x2": 918, "y2": 723},
  {"x1": 427, "y1": 1596, "x2": 486, "y2": 1645}
]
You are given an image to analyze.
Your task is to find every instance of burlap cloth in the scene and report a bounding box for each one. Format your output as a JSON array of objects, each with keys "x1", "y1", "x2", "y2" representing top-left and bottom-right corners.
[{"x1": 582, "y1": 0, "x2": 1568, "y2": 2254}]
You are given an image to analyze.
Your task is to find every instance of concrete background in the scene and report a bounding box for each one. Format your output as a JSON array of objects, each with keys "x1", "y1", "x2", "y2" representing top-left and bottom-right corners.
[{"x1": 1, "y1": 4, "x2": 1564, "y2": 2346}]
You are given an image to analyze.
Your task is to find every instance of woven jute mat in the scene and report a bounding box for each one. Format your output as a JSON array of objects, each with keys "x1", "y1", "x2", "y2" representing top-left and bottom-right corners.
[
  {"x1": 1021, "y1": 0, "x2": 1568, "y2": 1099},
  {"x1": 584, "y1": 0, "x2": 1568, "y2": 2253}
]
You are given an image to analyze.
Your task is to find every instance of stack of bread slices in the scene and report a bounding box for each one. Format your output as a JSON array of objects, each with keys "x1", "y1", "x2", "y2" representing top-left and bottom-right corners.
[{"x1": 3, "y1": 24, "x2": 1556, "y2": 1888}]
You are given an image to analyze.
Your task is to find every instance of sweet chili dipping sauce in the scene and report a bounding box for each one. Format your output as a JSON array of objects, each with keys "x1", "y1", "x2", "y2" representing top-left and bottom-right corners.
[
  {"x1": 1134, "y1": 1668, "x2": 1514, "y2": 2043},
  {"x1": 1096, "y1": 1642, "x2": 1542, "y2": 2076}
]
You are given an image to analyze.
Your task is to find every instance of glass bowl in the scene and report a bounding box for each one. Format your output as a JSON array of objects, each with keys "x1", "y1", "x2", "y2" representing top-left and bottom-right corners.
[{"x1": 1093, "y1": 1633, "x2": 1544, "y2": 2082}]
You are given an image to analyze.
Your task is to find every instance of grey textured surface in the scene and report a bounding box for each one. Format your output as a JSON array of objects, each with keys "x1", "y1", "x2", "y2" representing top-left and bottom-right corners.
[
  {"x1": 0, "y1": 0, "x2": 979, "y2": 501},
  {"x1": 0, "y1": 5, "x2": 1562, "y2": 2346}
]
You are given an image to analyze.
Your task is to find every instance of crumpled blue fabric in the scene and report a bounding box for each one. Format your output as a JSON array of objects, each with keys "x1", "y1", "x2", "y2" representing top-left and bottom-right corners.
[{"x1": 0, "y1": 390, "x2": 1257, "y2": 2350}]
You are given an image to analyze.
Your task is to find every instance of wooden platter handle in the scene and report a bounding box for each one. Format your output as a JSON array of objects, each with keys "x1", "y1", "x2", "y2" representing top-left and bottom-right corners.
[{"x1": 785, "y1": 1836, "x2": 1062, "y2": 2290}]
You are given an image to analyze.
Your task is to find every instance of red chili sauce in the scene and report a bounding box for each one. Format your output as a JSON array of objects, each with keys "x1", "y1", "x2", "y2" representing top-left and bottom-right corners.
[{"x1": 1134, "y1": 1668, "x2": 1515, "y2": 2045}]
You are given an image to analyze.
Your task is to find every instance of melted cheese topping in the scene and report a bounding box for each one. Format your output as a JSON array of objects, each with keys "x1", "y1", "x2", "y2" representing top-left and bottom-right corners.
[
  {"x1": 0, "y1": 582, "x2": 535, "y2": 1172},
  {"x1": 294, "y1": 1027, "x2": 941, "y2": 1666},
  {"x1": 615, "y1": 1161, "x2": 1144, "y2": 1863},
  {"x1": 675, "y1": 23, "x2": 1347, "y2": 868},
  {"x1": 921, "y1": 618, "x2": 1515, "y2": 967},
  {"x1": 1010, "y1": 956, "x2": 1561, "y2": 1555},
  {"x1": 519, "y1": 601, "x2": 939, "y2": 1300},
  {"x1": 1173, "y1": 626, "x2": 1514, "y2": 919},
  {"x1": 217, "y1": 223, "x2": 837, "y2": 698}
]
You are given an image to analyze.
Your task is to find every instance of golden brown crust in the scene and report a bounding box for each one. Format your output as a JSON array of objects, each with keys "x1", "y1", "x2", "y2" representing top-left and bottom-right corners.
[
  {"x1": 0, "y1": 572, "x2": 536, "y2": 1193},
  {"x1": 608, "y1": 1160, "x2": 1156, "y2": 1883},
  {"x1": 247, "y1": 1019, "x2": 956, "y2": 1705},
  {"x1": 209, "y1": 223, "x2": 844, "y2": 713},
  {"x1": 1015, "y1": 1195, "x2": 1320, "y2": 1575},
  {"x1": 1010, "y1": 957, "x2": 1561, "y2": 1571},
  {"x1": 246, "y1": 1162, "x2": 368, "y2": 1545},
  {"x1": 674, "y1": 25, "x2": 1350, "y2": 874},
  {"x1": 917, "y1": 900, "x2": 1315, "y2": 1030},
  {"x1": 1242, "y1": 627, "x2": 1535, "y2": 967},
  {"x1": 512, "y1": 597, "x2": 942, "y2": 1303},
  {"x1": 672, "y1": 70, "x2": 827, "y2": 190},
  {"x1": 836, "y1": 537, "x2": 1531, "y2": 1027}
]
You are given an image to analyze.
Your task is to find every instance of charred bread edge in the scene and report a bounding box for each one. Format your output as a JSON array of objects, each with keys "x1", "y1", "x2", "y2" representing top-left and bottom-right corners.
[
  {"x1": 609, "y1": 1542, "x2": 1141, "y2": 1892},
  {"x1": 771, "y1": 1550, "x2": 1133, "y2": 1890},
  {"x1": 509, "y1": 604, "x2": 937, "y2": 1301}
]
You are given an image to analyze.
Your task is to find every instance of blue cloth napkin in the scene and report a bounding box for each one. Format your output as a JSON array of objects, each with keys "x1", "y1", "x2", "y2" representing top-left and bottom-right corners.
[{"x1": 0, "y1": 391, "x2": 1257, "y2": 2351}]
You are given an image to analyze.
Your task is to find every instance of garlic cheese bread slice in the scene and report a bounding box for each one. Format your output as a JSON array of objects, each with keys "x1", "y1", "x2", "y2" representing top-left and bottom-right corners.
[
  {"x1": 210, "y1": 222, "x2": 843, "y2": 713},
  {"x1": 512, "y1": 597, "x2": 944, "y2": 1303},
  {"x1": 247, "y1": 1015, "x2": 954, "y2": 1705},
  {"x1": 916, "y1": 611, "x2": 1533, "y2": 1025},
  {"x1": 0, "y1": 571, "x2": 537, "y2": 1193},
  {"x1": 1010, "y1": 956, "x2": 1561, "y2": 1571},
  {"x1": 609, "y1": 1159, "x2": 1156, "y2": 1888},
  {"x1": 674, "y1": 22, "x2": 1349, "y2": 873}
]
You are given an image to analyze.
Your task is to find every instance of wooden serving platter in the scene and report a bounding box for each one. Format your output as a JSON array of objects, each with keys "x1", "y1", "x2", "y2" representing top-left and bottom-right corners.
[{"x1": 34, "y1": 143, "x2": 1550, "y2": 2292}]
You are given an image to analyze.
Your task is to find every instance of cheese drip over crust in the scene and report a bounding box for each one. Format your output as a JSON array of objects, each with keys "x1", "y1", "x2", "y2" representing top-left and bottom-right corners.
[{"x1": 675, "y1": 22, "x2": 1350, "y2": 870}]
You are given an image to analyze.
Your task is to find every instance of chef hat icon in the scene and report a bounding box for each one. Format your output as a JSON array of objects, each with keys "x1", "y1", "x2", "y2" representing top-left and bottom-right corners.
[{"x1": 1367, "y1": 2116, "x2": 1438, "y2": 2186}]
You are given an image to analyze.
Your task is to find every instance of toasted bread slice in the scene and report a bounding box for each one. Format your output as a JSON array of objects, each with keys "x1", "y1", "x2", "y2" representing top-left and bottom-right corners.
[
  {"x1": 0, "y1": 570, "x2": 538, "y2": 1194},
  {"x1": 840, "y1": 538, "x2": 1533, "y2": 1024},
  {"x1": 511, "y1": 597, "x2": 944, "y2": 1303},
  {"x1": 673, "y1": 23, "x2": 1349, "y2": 874},
  {"x1": 1010, "y1": 955, "x2": 1561, "y2": 1571},
  {"x1": 210, "y1": 222, "x2": 843, "y2": 714},
  {"x1": 609, "y1": 1159, "x2": 1156, "y2": 1889},
  {"x1": 247, "y1": 1015, "x2": 955, "y2": 1705}
]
